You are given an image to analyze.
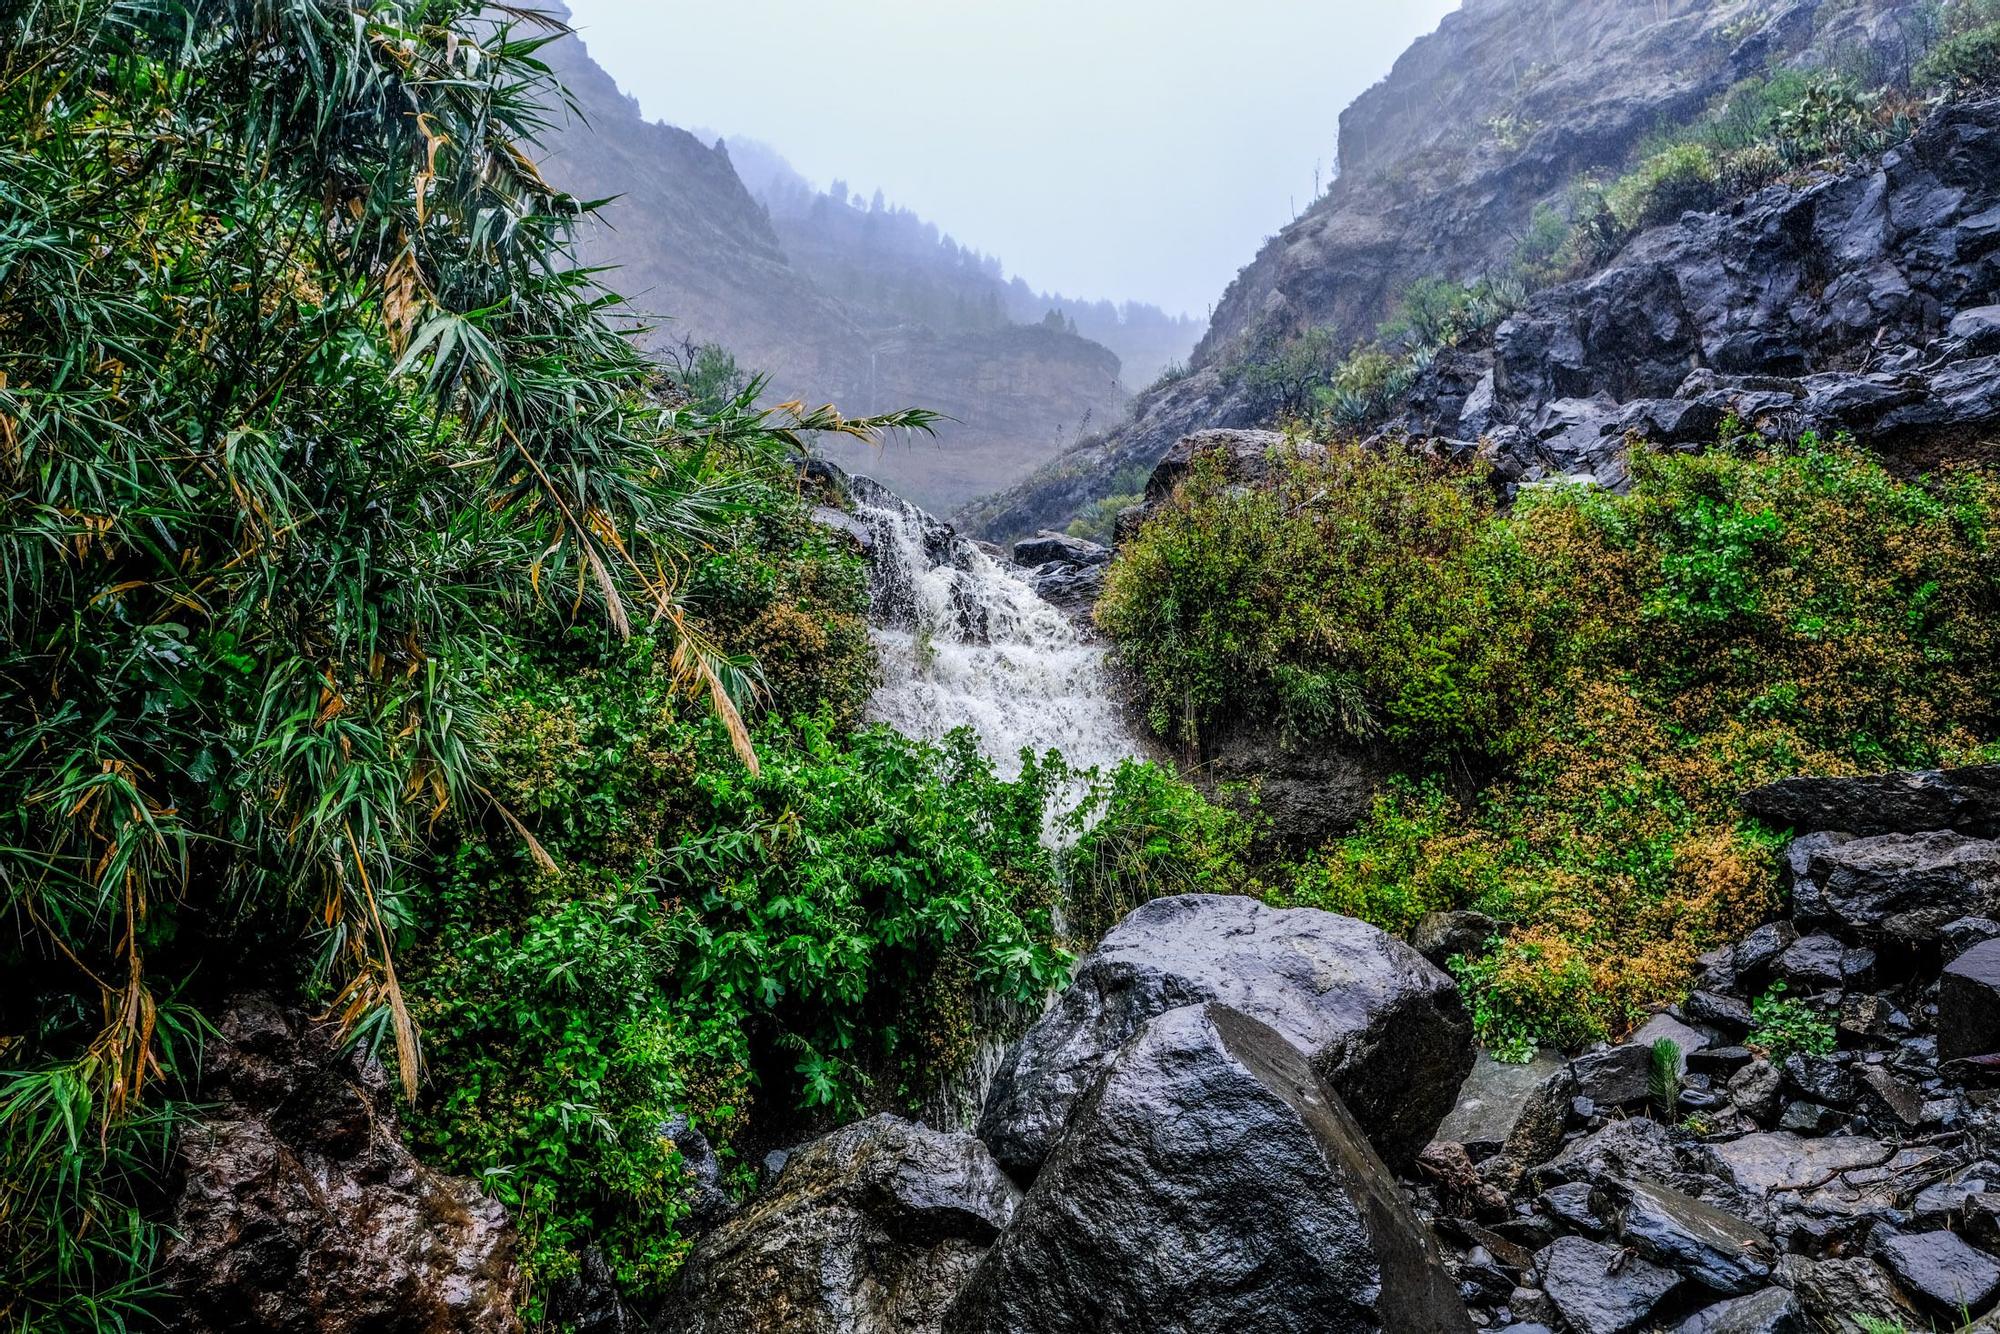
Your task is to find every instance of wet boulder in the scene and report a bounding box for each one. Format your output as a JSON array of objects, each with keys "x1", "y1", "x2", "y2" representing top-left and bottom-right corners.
[
  {"x1": 1603, "y1": 1176, "x2": 1776, "y2": 1294},
  {"x1": 1537, "y1": 1235, "x2": 1680, "y2": 1334},
  {"x1": 1776, "y1": 1255, "x2": 1919, "y2": 1330},
  {"x1": 1872, "y1": 1230, "x2": 2000, "y2": 1318},
  {"x1": 165, "y1": 997, "x2": 525, "y2": 1334},
  {"x1": 1671, "y1": 1286, "x2": 1802, "y2": 1333},
  {"x1": 1740, "y1": 764, "x2": 2000, "y2": 838},
  {"x1": 1010, "y1": 530, "x2": 1108, "y2": 568},
  {"x1": 1794, "y1": 832, "x2": 2000, "y2": 944},
  {"x1": 658, "y1": 1115, "x2": 1018, "y2": 1334},
  {"x1": 946, "y1": 1003, "x2": 1470, "y2": 1334},
  {"x1": 978, "y1": 894, "x2": 1471, "y2": 1175},
  {"x1": 1436, "y1": 1048, "x2": 1568, "y2": 1160},
  {"x1": 1941, "y1": 938, "x2": 2000, "y2": 1062}
]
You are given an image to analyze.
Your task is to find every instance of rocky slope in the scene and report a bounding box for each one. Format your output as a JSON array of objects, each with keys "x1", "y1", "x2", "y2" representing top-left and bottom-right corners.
[
  {"x1": 958, "y1": 0, "x2": 1972, "y2": 541},
  {"x1": 533, "y1": 15, "x2": 1128, "y2": 513}
]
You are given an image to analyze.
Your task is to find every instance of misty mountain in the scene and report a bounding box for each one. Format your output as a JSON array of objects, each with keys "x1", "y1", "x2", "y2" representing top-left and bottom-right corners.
[
  {"x1": 529, "y1": 19, "x2": 1185, "y2": 513},
  {"x1": 714, "y1": 133, "x2": 1203, "y2": 390}
]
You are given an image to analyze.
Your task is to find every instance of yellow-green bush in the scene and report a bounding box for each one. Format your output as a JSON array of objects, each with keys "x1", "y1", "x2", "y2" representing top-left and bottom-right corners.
[
  {"x1": 1104, "y1": 436, "x2": 2000, "y2": 1053},
  {"x1": 1608, "y1": 143, "x2": 1723, "y2": 231}
]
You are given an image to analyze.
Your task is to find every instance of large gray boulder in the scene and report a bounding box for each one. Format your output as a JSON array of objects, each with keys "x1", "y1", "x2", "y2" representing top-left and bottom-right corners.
[
  {"x1": 1790, "y1": 831, "x2": 2000, "y2": 944},
  {"x1": 1740, "y1": 765, "x2": 2000, "y2": 838},
  {"x1": 945, "y1": 1004, "x2": 1471, "y2": 1334},
  {"x1": 657, "y1": 1115, "x2": 1018, "y2": 1334},
  {"x1": 977, "y1": 894, "x2": 1471, "y2": 1176}
]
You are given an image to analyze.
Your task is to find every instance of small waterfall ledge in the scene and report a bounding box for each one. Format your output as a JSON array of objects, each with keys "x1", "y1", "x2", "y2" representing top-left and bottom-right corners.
[
  {"x1": 844, "y1": 475, "x2": 1143, "y2": 1130},
  {"x1": 849, "y1": 475, "x2": 1141, "y2": 780}
]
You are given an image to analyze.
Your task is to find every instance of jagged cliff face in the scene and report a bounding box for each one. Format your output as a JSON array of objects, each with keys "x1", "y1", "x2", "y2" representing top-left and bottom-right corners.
[
  {"x1": 534, "y1": 21, "x2": 1127, "y2": 513},
  {"x1": 959, "y1": 0, "x2": 1945, "y2": 540}
]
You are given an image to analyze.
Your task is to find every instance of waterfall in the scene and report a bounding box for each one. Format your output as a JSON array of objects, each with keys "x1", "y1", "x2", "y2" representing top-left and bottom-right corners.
[
  {"x1": 844, "y1": 475, "x2": 1144, "y2": 1131},
  {"x1": 848, "y1": 475, "x2": 1141, "y2": 780}
]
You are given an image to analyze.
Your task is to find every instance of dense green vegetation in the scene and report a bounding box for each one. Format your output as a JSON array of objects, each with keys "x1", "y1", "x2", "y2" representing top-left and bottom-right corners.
[
  {"x1": 0, "y1": 3, "x2": 1250, "y2": 1327},
  {"x1": 1100, "y1": 434, "x2": 2000, "y2": 1057}
]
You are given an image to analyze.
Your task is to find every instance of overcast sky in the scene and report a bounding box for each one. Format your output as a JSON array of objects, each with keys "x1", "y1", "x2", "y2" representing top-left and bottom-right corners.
[{"x1": 562, "y1": 1, "x2": 1461, "y2": 319}]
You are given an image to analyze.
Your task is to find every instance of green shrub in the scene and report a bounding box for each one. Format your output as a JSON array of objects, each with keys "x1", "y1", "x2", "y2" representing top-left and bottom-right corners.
[
  {"x1": 1917, "y1": 20, "x2": 2000, "y2": 90},
  {"x1": 1104, "y1": 437, "x2": 2000, "y2": 1052},
  {"x1": 1096, "y1": 440, "x2": 1530, "y2": 757},
  {"x1": 409, "y1": 705, "x2": 1082, "y2": 1301},
  {"x1": 1608, "y1": 143, "x2": 1723, "y2": 230},
  {"x1": 1746, "y1": 983, "x2": 1837, "y2": 1060}
]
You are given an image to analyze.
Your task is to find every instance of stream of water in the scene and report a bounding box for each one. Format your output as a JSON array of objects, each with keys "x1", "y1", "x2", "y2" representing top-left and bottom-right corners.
[
  {"x1": 849, "y1": 476, "x2": 1141, "y2": 779},
  {"x1": 845, "y1": 475, "x2": 1143, "y2": 1129}
]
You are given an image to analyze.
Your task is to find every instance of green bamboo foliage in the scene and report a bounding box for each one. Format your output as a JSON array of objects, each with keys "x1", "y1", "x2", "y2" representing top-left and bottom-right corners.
[{"x1": 0, "y1": 2, "x2": 932, "y2": 1324}]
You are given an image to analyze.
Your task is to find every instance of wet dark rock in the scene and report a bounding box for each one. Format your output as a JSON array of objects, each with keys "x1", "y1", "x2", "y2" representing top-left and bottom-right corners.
[
  {"x1": 1945, "y1": 917, "x2": 2000, "y2": 961},
  {"x1": 1776, "y1": 934, "x2": 1846, "y2": 990},
  {"x1": 1541, "y1": 1180, "x2": 1607, "y2": 1233},
  {"x1": 544, "y1": 1250, "x2": 642, "y2": 1334},
  {"x1": 1461, "y1": 1244, "x2": 1519, "y2": 1302},
  {"x1": 1839, "y1": 994, "x2": 1913, "y2": 1044},
  {"x1": 660, "y1": 1114, "x2": 1017, "y2": 1334},
  {"x1": 1438, "y1": 1049, "x2": 1567, "y2": 1162},
  {"x1": 1775, "y1": 1255, "x2": 1919, "y2": 1330},
  {"x1": 1535, "y1": 1119, "x2": 1695, "y2": 1195},
  {"x1": 1782, "y1": 834, "x2": 1852, "y2": 924},
  {"x1": 947, "y1": 1004, "x2": 1470, "y2": 1334},
  {"x1": 1952, "y1": 306, "x2": 2000, "y2": 355},
  {"x1": 1022, "y1": 559, "x2": 1106, "y2": 617},
  {"x1": 1799, "y1": 832, "x2": 2000, "y2": 945},
  {"x1": 1740, "y1": 766, "x2": 2000, "y2": 839},
  {"x1": 1781, "y1": 1053, "x2": 1856, "y2": 1109},
  {"x1": 1912, "y1": 1163, "x2": 2000, "y2": 1225},
  {"x1": 1671, "y1": 1286, "x2": 1802, "y2": 1334},
  {"x1": 1734, "y1": 923, "x2": 1799, "y2": 986},
  {"x1": 1728, "y1": 1059, "x2": 1784, "y2": 1125},
  {"x1": 1500, "y1": 1064, "x2": 1582, "y2": 1182},
  {"x1": 978, "y1": 894, "x2": 1471, "y2": 1177},
  {"x1": 1201, "y1": 728, "x2": 1391, "y2": 851},
  {"x1": 1536, "y1": 1235, "x2": 1680, "y2": 1334},
  {"x1": 1708, "y1": 1133, "x2": 1942, "y2": 1225},
  {"x1": 1570, "y1": 1044, "x2": 1653, "y2": 1109},
  {"x1": 1419, "y1": 1139, "x2": 1512, "y2": 1221},
  {"x1": 1010, "y1": 530, "x2": 1109, "y2": 568},
  {"x1": 1942, "y1": 939, "x2": 2000, "y2": 1063},
  {"x1": 1413, "y1": 909, "x2": 1500, "y2": 970},
  {"x1": 165, "y1": 997, "x2": 525, "y2": 1334},
  {"x1": 1873, "y1": 1229, "x2": 2000, "y2": 1317},
  {"x1": 1776, "y1": 1101, "x2": 1843, "y2": 1134},
  {"x1": 1689, "y1": 1047, "x2": 1754, "y2": 1080},
  {"x1": 1853, "y1": 1064, "x2": 1926, "y2": 1130},
  {"x1": 1606, "y1": 1176, "x2": 1775, "y2": 1294},
  {"x1": 1686, "y1": 991, "x2": 1754, "y2": 1037}
]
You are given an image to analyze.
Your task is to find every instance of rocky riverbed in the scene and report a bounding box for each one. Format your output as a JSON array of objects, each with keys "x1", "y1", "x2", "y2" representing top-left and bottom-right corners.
[{"x1": 162, "y1": 763, "x2": 2000, "y2": 1333}]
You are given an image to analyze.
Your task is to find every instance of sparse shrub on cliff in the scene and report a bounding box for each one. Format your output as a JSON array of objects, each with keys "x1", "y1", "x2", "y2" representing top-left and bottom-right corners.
[
  {"x1": 1917, "y1": 19, "x2": 2000, "y2": 90},
  {"x1": 1104, "y1": 437, "x2": 2000, "y2": 1052},
  {"x1": 1608, "y1": 142, "x2": 1723, "y2": 230}
]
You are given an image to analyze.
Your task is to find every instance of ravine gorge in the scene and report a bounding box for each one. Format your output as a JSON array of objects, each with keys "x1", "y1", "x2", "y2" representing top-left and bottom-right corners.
[{"x1": 8, "y1": 2, "x2": 2000, "y2": 1333}]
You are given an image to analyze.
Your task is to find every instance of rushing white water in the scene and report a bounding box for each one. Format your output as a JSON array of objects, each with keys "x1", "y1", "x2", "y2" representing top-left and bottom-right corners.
[
  {"x1": 849, "y1": 476, "x2": 1141, "y2": 780},
  {"x1": 845, "y1": 475, "x2": 1143, "y2": 1131}
]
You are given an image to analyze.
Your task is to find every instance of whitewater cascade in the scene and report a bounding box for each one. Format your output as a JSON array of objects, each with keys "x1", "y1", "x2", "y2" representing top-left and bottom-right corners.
[
  {"x1": 845, "y1": 475, "x2": 1144, "y2": 1131},
  {"x1": 848, "y1": 476, "x2": 1141, "y2": 780}
]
